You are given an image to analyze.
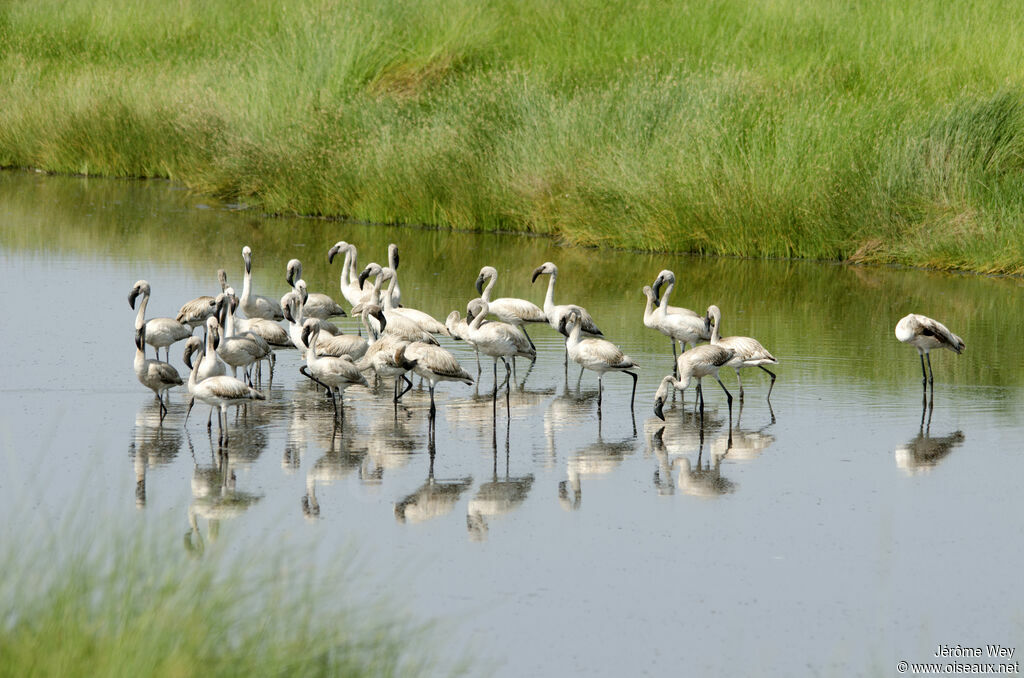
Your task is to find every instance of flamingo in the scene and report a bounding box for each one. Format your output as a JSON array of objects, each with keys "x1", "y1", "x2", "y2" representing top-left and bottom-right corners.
[
  {"x1": 560, "y1": 308, "x2": 638, "y2": 409},
  {"x1": 475, "y1": 266, "x2": 546, "y2": 350},
  {"x1": 653, "y1": 344, "x2": 736, "y2": 422},
  {"x1": 133, "y1": 324, "x2": 183, "y2": 421},
  {"x1": 707, "y1": 305, "x2": 779, "y2": 400},
  {"x1": 129, "y1": 280, "x2": 192, "y2": 361},
  {"x1": 239, "y1": 245, "x2": 284, "y2": 320},
  {"x1": 285, "y1": 259, "x2": 347, "y2": 320},
  {"x1": 895, "y1": 313, "x2": 965, "y2": 389}
]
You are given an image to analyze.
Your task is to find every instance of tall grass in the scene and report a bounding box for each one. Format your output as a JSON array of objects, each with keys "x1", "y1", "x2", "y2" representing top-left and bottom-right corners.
[
  {"x1": 0, "y1": 524, "x2": 454, "y2": 678},
  {"x1": 2, "y1": 0, "x2": 1024, "y2": 272}
]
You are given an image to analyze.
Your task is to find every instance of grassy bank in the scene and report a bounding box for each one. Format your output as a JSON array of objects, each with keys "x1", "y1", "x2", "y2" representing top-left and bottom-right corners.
[
  {"x1": 0, "y1": 526, "x2": 453, "y2": 678},
  {"x1": 2, "y1": 0, "x2": 1024, "y2": 273}
]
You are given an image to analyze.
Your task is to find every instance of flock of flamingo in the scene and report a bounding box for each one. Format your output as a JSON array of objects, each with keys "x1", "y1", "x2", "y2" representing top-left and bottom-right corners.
[{"x1": 131, "y1": 242, "x2": 966, "y2": 443}]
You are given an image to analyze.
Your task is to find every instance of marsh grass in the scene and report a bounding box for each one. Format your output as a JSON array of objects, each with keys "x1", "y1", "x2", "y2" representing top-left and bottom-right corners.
[
  {"x1": 0, "y1": 523, "x2": 453, "y2": 678},
  {"x1": 2, "y1": 0, "x2": 1024, "y2": 272}
]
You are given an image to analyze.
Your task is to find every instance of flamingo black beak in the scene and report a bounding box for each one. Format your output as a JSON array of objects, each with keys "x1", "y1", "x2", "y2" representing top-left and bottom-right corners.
[
  {"x1": 212, "y1": 328, "x2": 221, "y2": 351},
  {"x1": 531, "y1": 266, "x2": 544, "y2": 283},
  {"x1": 651, "y1": 277, "x2": 664, "y2": 307},
  {"x1": 327, "y1": 244, "x2": 340, "y2": 264},
  {"x1": 286, "y1": 266, "x2": 296, "y2": 288},
  {"x1": 475, "y1": 275, "x2": 485, "y2": 295},
  {"x1": 244, "y1": 255, "x2": 251, "y2": 275},
  {"x1": 301, "y1": 325, "x2": 313, "y2": 349},
  {"x1": 128, "y1": 288, "x2": 140, "y2": 309},
  {"x1": 654, "y1": 397, "x2": 665, "y2": 421},
  {"x1": 392, "y1": 247, "x2": 399, "y2": 270},
  {"x1": 357, "y1": 267, "x2": 371, "y2": 290},
  {"x1": 282, "y1": 302, "x2": 294, "y2": 324},
  {"x1": 371, "y1": 308, "x2": 387, "y2": 333}
]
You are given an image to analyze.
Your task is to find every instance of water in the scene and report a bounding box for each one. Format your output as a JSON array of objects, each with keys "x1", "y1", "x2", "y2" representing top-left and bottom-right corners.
[{"x1": 2, "y1": 171, "x2": 1023, "y2": 676}]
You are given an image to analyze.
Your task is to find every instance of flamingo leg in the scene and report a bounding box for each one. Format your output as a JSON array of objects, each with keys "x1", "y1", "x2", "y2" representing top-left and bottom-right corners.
[
  {"x1": 626, "y1": 370, "x2": 638, "y2": 409},
  {"x1": 925, "y1": 353, "x2": 935, "y2": 387},
  {"x1": 759, "y1": 366, "x2": 777, "y2": 400},
  {"x1": 919, "y1": 353, "x2": 928, "y2": 387}
]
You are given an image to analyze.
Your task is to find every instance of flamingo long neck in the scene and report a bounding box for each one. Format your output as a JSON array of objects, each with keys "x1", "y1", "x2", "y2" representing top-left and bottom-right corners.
[
  {"x1": 566, "y1": 319, "x2": 583, "y2": 349},
  {"x1": 339, "y1": 247, "x2": 352, "y2": 289},
  {"x1": 643, "y1": 292, "x2": 656, "y2": 325},
  {"x1": 224, "y1": 305, "x2": 236, "y2": 336},
  {"x1": 188, "y1": 352, "x2": 200, "y2": 391},
  {"x1": 380, "y1": 274, "x2": 396, "y2": 312},
  {"x1": 348, "y1": 247, "x2": 360, "y2": 289},
  {"x1": 307, "y1": 329, "x2": 321, "y2": 361},
  {"x1": 543, "y1": 271, "x2": 557, "y2": 313},
  {"x1": 481, "y1": 274, "x2": 496, "y2": 303},
  {"x1": 710, "y1": 312, "x2": 721, "y2": 344},
  {"x1": 205, "y1": 331, "x2": 218, "y2": 365},
  {"x1": 241, "y1": 266, "x2": 252, "y2": 304},
  {"x1": 469, "y1": 306, "x2": 488, "y2": 331},
  {"x1": 360, "y1": 311, "x2": 378, "y2": 343},
  {"x1": 135, "y1": 292, "x2": 149, "y2": 330},
  {"x1": 656, "y1": 281, "x2": 675, "y2": 319},
  {"x1": 134, "y1": 345, "x2": 146, "y2": 371}
]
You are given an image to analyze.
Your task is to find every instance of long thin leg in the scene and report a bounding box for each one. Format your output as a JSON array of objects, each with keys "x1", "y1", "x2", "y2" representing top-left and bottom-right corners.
[
  {"x1": 522, "y1": 327, "x2": 536, "y2": 351},
  {"x1": 158, "y1": 393, "x2": 168, "y2": 422},
  {"x1": 716, "y1": 376, "x2": 734, "y2": 423},
  {"x1": 500, "y1": 358, "x2": 511, "y2": 391},
  {"x1": 925, "y1": 353, "x2": 935, "y2": 387},
  {"x1": 919, "y1": 352, "x2": 928, "y2": 387},
  {"x1": 626, "y1": 371, "x2": 638, "y2": 409},
  {"x1": 759, "y1": 366, "x2": 777, "y2": 400},
  {"x1": 396, "y1": 374, "x2": 414, "y2": 401},
  {"x1": 671, "y1": 340, "x2": 678, "y2": 377},
  {"x1": 185, "y1": 397, "x2": 195, "y2": 424},
  {"x1": 492, "y1": 359, "x2": 498, "y2": 396},
  {"x1": 735, "y1": 368, "x2": 745, "y2": 400},
  {"x1": 597, "y1": 373, "x2": 603, "y2": 407},
  {"x1": 429, "y1": 385, "x2": 437, "y2": 418}
]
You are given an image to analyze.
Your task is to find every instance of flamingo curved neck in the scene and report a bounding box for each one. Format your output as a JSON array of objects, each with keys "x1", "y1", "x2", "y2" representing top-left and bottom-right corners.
[
  {"x1": 241, "y1": 267, "x2": 252, "y2": 304},
  {"x1": 347, "y1": 247, "x2": 359, "y2": 289},
  {"x1": 134, "y1": 292, "x2": 149, "y2": 330},
  {"x1": 481, "y1": 274, "x2": 496, "y2": 303},
  {"x1": 643, "y1": 293, "x2": 656, "y2": 326},
  {"x1": 709, "y1": 310, "x2": 722, "y2": 343},
  {"x1": 339, "y1": 248, "x2": 352, "y2": 288},
  {"x1": 656, "y1": 282, "x2": 674, "y2": 319},
  {"x1": 543, "y1": 271, "x2": 557, "y2": 313}
]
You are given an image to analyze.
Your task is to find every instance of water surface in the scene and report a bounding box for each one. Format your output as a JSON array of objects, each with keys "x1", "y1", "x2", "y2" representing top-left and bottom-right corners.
[{"x1": 2, "y1": 171, "x2": 1022, "y2": 676}]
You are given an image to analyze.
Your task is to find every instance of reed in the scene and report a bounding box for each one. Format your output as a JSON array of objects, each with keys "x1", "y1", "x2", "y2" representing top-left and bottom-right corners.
[
  {"x1": 0, "y1": 522, "x2": 454, "y2": 678},
  {"x1": 2, "y1": 0, "x2": 1024, "y2": 273}
]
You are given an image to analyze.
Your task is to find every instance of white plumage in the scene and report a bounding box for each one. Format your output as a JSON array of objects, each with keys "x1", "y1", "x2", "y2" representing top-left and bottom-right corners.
[
  {"x1": 560, "y1": 308, "x2": 638, "y2": 408},
  {"x1": 653, "y1": 343, "x2": 736, "y2": 421},
  {"x1": 239, "y1": 245, "x2": 284, "y2": 321},
  {"x1": 895, "y1": 313, "x2": 965, "y2": 388},
  {"x1": 133, "y1": 324, "x2": 183, "y2": 421},
  {"x1": 129, "y1": 280, "x2": 192, "y2": 361},
  {"x1": 707, "y1": 305, "x2": 778, "y2": 400},
  {"x1": 285, "y1": 259, "x2": 347, "y2": 320},
  {"x1": 475, "y1": 265, "x2": 547, "y2": 349}
]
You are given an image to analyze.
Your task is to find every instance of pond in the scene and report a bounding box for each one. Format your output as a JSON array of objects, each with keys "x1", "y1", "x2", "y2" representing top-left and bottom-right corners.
[{"x1": 2, "y1": 171, "x2": 1022, "y2": 676}]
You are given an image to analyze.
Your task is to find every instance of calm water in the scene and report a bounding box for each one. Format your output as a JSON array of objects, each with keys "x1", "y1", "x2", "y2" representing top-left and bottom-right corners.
[{"x1": 2, "y1": 171, "x2": 1023, "y2": 676}]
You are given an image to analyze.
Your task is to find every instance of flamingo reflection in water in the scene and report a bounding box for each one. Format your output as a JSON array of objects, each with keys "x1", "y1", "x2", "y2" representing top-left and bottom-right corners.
[
  {"x1": 467, "y1": 415, "x2": 534, "y2": 541},
  {"x1": 394, "y1": 427, "x2": 473, "y2": 525},
  {"x1": 558, "y1": 421, "x2": 638, "y2": 511},
  {"x1": 647, "y1": 406, "x2": 736, "y2": 497},
  {"x1": 130, "y1": 405, "x2": 183, "y2": 509},
  {"x1": 184, "y1": 434, "x2": 262, "y2": 557},
  {"x1": 894, "y1": 395, "x2": 965, "y2": 475}
]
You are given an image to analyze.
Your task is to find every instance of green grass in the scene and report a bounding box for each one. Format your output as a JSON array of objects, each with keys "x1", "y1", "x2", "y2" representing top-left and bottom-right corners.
[
  {"x1": 2, "y1": 0, "x2": 1024, "y2": 273},
  {"x1": 0, "y1": 524, "x2": 455, "y2": 678}
]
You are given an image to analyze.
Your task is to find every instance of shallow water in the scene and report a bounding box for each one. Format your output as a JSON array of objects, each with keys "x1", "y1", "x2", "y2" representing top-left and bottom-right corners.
[{"x1": 2, "y1": 171, "x2": 1023, "y2": 676}]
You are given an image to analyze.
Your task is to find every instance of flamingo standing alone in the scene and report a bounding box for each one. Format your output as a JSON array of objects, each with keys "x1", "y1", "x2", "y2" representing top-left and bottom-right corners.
[{"x1": 895, "y1": 313, "x2": 965, "y2": 390}]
